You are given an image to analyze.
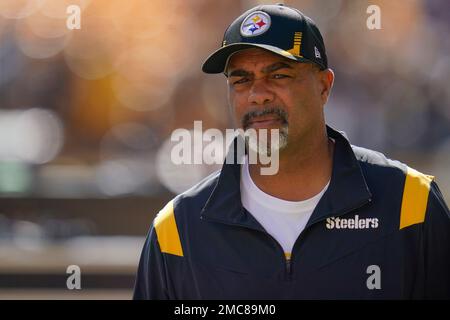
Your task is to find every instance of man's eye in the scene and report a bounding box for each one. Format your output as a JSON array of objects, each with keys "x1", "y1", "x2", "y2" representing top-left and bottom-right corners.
[
  {"x1": 271, "y1": 74, "x2": 290, "y2": 79},
  {"x1": 233, "y1": 78, "x2": 250, "y2": 85}
]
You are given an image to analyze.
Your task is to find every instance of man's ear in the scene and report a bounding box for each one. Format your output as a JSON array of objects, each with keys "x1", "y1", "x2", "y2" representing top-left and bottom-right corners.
[{"x1": 319, "y1": 68, "x2": 334, "y2": 104}]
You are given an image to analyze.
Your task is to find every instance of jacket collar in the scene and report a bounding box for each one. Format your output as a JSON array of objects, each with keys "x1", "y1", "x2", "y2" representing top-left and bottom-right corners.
[{"x1": 200, "y1": 125, "x2": 372, "y2": 230}]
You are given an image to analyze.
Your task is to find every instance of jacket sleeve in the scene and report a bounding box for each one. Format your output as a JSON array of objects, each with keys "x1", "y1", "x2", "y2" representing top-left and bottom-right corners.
[
  {"x1": 133, "y1": 225, "x2": 169, "y2": 300},
  {"x1": 423, "y1": 180, "x2": 450, "y2": 299}
]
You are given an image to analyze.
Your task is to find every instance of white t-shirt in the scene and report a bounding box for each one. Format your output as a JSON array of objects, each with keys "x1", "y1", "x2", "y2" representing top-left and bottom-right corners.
[{"x1": 240, "y1": 157, "x2": 330, "y2": 255}]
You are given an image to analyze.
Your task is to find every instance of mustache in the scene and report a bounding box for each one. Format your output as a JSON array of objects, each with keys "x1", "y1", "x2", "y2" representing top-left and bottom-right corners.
[{"x1": 242, "y1": 107, "x2": 289, "y2": 129}]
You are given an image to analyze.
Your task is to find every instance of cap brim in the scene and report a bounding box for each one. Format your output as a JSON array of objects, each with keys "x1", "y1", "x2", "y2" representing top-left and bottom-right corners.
[{"x1": 201, "y1": 43, "x2": 313, "y2": 74}]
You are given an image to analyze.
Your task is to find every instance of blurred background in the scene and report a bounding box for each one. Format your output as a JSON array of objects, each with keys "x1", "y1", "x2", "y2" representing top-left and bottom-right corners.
[{"x1": 0, "y1": 0, "x2": 449, "y2": 299}]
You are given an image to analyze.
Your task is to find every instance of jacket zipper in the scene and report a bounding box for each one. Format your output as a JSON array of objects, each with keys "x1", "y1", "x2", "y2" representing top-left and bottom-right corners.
[
  {"x1": 286, "y1": 198, "x2": 372, "y2": 279},
  {"x1": 201, "y1": 198, "x2": 371, "y2": 281},
  {"x1": 285, "y1": 258, "x2": 291, "y2": 275}
]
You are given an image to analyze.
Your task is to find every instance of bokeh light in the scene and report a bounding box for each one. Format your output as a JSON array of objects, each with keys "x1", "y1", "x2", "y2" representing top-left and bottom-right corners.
[
  {"x1": 156, "y1": 129, "x2": 223, "y2": 194},
  {"x1": 0, "y1": 0, "x2": 44, "y2": 20},
  {"x1": 0, "y1": 108, "x2": 64, "y2": 164}
]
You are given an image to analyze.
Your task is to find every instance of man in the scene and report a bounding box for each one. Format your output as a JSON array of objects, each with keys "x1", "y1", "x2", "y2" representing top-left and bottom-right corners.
[{"x1": 134, "y1": 4, "x2": 450, "y2": 299}]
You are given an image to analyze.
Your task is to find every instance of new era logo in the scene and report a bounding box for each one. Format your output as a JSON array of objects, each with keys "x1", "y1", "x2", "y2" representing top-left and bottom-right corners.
[{"x1": 314, "y1": 46, "x2": 321, "y2": 59}]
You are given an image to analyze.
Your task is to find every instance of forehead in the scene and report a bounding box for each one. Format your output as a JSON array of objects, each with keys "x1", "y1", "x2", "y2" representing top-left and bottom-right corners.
[{"x1": 226, "y1": 48, "x2": 295, "y2": 72}]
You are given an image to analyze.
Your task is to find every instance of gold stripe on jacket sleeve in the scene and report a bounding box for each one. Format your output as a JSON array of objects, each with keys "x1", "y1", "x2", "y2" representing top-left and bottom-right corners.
[
  {"x1": 154, "y1": 200, "x2": 184, "y2": 256},
  {"x1": 399, "y1": 167, "x2": 434, "y2": 230}
]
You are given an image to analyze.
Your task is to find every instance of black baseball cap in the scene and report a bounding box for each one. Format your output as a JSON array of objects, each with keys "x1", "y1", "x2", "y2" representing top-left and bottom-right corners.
[{"x1": 202, "y1": 3, "x2": 328, "y2": 74}]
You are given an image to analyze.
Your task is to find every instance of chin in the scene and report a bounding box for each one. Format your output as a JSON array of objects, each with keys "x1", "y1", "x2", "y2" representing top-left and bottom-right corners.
[{"x1": 244, "y1": 126, "x2": 289, "y2": 157}]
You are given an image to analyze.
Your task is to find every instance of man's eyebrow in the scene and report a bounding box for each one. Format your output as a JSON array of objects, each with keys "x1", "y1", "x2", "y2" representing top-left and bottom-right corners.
[
  {"x1": 227, "y1": 61, "x2": 294, "y2": 77},
  {"x1": 227, "y1": 69, "x2": 251, "y2": 78},
  {"x1": 261, "y1": 62, "x2": 293, "y2": 74}
]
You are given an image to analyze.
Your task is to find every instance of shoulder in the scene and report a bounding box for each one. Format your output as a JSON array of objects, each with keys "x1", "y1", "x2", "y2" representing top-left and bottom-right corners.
[
  {"x1": 351, "y1": 144, "x2": 434, "y2": 192},
  {"x1": 154, "y1": 168, "x2": 220, "y2": 222},
  {"x1": 352, "y1": 144, "x2": 433, "y2": 182},
  {"x1": 151, "y1": 169, "x2": 221, "y2": 256},
  {"x1": 352, "y1": 144, "x2": 436, "y2": 229},
  {"x1": 352, "y1": 144, "x2": 407, "y2": 174},
  {"x1": 157, "y1": 168, "x2": 221, "y2": 219},
  {"x1": 175, "y1": 169, "x2": 221, "y2": 210}
]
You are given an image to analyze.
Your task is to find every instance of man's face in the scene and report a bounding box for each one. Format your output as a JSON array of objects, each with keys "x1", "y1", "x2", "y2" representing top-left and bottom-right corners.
[{"x1": 226, "y1": 48, "x2": 332, "y2": 152}]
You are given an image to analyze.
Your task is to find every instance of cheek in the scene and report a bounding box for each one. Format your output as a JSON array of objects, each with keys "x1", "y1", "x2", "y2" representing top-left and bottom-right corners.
[
  {"x1": 282, "y1": 87, "x2": 320, "y2": 125},
  {"x1": 229, "y1": 91, "x2": 247, "y2": 112},
  {"x1": 288, "y1": 80, "x2": 320, "y2": 108},
  {"x1": 227, "y1": 92, "x2": 245, "y2": 124}
]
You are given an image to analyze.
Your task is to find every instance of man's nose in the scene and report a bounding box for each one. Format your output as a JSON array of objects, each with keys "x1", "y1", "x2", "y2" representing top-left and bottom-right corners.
[{"x1": 248, "y1": 78, "x2": 275, "y2": 105}]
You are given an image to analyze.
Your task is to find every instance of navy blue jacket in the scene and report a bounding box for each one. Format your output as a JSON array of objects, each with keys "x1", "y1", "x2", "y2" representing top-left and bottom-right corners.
[{"x1": 134, "y1": 126, "x2": 450, "y2": 299}]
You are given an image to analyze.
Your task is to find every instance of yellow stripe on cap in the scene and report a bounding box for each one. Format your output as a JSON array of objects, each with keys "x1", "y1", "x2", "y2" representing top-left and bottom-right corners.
[
  {"x1": 287, "y1": 32, "x2": 302, "y2": 57},
  {"x1": 399, "y1": 167, "x2": 434, "y2": 230},
  {"x1": 154, "y1": 200, "x2": 184, "y2": 256}
]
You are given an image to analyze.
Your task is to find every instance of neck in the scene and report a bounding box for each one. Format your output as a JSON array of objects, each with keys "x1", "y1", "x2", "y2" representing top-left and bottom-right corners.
[{"x1": 248, "y1": 125, "x2": 334, "y2": 201}]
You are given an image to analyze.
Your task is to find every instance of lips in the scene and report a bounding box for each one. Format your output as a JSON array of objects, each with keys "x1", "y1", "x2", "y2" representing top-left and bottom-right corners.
[
  {"x1": 242, "y1": 107, "x2": 289, "y2": 130},
  {"x1": 247, "y1": 116, "x2": 283, "y2": 129}
]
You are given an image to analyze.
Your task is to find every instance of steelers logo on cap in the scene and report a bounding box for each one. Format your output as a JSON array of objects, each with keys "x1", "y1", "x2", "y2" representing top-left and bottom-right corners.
[{"x1": 240, "y1": 11, "x2": 271, "y2": 37}]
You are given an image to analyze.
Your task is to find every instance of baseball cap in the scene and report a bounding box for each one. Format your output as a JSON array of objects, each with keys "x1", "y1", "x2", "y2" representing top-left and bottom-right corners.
[{"x1": 202, "y1": 3, "x2": 328, "y2": 74}]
